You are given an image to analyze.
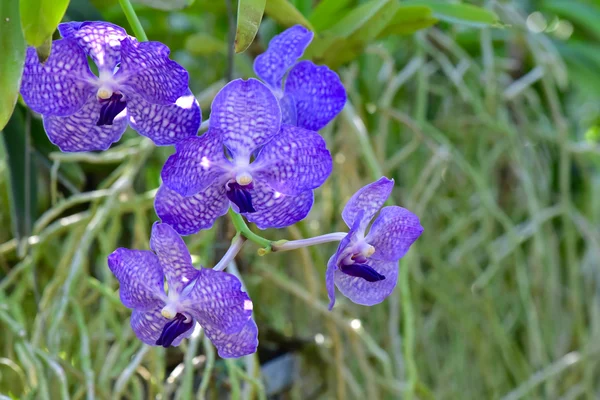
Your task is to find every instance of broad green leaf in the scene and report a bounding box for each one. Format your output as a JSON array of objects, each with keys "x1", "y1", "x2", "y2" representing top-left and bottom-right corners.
[
  {"x1": 20, "y1": 0, "x2": 70, "y2": 47},
  {"x1": 404, "y1": 0, "x2": 500, "y2": 28},
  {"x1": 1, "y1": 108, "x2": 38, "y2": 241},
  {"x1": 305, "y1": 0, "x2": 398, "y2": 68},
  {"x1": 265, "y1": 0, "x2": 313, "y2": 30},
  {"x1": 235, "y1": 0, "x2": 266, "y2": 53},
  {"x1": 131, "y1": 0, "x2": 194, "y2": 10},
  {"x1": 377, "y1": 5, "x2": 438, "y2": 38},
  {"x1": 309, "y1": 0, "x2": 352, "y2": 32},
  {"x1": 0, "y1": 0, "x2": 26, "y2": 130}
]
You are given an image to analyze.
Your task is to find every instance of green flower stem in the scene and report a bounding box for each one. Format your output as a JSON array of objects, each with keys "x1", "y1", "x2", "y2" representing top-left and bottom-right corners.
[
  {"x1": 228, "y1": 209, "x2": 272, "y2": 253},
  {"x1": 118, "y1": 0, "x2": 148, "y2": 42}
]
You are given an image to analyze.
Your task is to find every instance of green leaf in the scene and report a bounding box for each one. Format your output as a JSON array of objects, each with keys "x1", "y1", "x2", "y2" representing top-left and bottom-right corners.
[
  {"x1": 377, "y1": 5, "x2": 438, "y2": 38},
  {"x1": 131, "y1": 0, "x2": 194, "y2": 10},
  {"x1": 309, "y1": 0, "x2": 352, "y2": 32},
  {"x1": 19, "y1": 0, "x2": 70, "y2": 47},
  {"x1": 0, "y1": 0, "x2": 26, "y2": 131},
  {"x1": 235, "y1": 0, "x2": 266, "y2": 53},
  {"x1": 404, "y1": 0, "x2": 500, "y2": 28},
  {"x1": 1, "y1": 108, "x2": 37, "y2": 241},
  {"x1": 265, "y1": 0, "x2": 313, "y2": 30},
  {"x1": 305, "y1": 0, "x2": 398, "y2": 68}
]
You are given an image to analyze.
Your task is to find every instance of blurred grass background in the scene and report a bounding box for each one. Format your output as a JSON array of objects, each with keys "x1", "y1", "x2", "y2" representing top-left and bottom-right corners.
[{"x1": 2, "y1": 0, "x2": 600, "y2": 398}]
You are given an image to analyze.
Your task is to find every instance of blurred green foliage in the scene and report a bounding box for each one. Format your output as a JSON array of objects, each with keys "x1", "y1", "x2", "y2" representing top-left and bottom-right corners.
[{"x1": 1, "y1": 0, "x2": 600, "y2": 399}]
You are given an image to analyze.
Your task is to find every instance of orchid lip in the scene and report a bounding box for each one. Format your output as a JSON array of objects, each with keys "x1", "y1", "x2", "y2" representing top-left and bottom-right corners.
[
  {"x1": 226, "y1": 180, "x2": 256, "y2": 213},
  {"x1": 156, "y1": 313, "x2": 194, "y2": 347},
  {"x1": 97, "y1": 92, "x2": 126, "y2": 126},
  {"x1": 340, "y1": 263, "x2": 386, "y2": 282}
]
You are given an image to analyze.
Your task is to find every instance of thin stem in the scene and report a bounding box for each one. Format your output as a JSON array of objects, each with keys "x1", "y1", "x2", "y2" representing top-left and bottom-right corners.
[
  {"x1": 228, "y1": 209, "x2": 272, "y2": 251},
  {"x1": 118, "y1": 0, "x2": 148, "y2": 42},
  {"x1": 213, "y1": 235, "x2": 247, "y2": 271},
  {"x1": 271, "y1": 232, "x2": 347, "y2": 252}
]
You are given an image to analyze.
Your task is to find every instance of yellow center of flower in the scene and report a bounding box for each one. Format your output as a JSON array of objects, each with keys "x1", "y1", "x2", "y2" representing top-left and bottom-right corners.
[
  {"x1": 364, "y1": 245, "x2": 375, "y2": 257},
  {"x1": 161, "y1": 304, "x2": 177, "y2": 319},
  {"x1": 97, "y1": 87, "x2": 112, "y2": 100},
  {"x1": 235, "y1": 172, "x2": 253, "y2": 186}
]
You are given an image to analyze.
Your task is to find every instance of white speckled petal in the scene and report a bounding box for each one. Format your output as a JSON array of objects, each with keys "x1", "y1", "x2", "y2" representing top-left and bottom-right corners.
[
  {"x1": 155, "y1": 184, "x2": 229, "y2": 235},
  {"x1": 342, "y1": 177, "x2": 394, "y2": 229},
  {"x1": 204, "y1": 318, "x2": 258, "y2": 358},
  {"x1": 131, "y1": 306, "x2": 194, "y2": 347},
  {"x1": 149, "y1": 222, "x2": 200, "y2": 294},
  {"x1": 254, "y1": 25, "x2": 314, "y2": 89},
  {"x1": 161, "y1": 131, "x2": 230, "y2": 197},
  {"x1": 183, "y1": 269, "x2": 253, "y2": 335},
  {"x1": 244, "y1": 181, "x2": 314, "y2": 230},
  {"x1": 365, "y1": 206, "x2": 423, "y2": 262},
  {"x1": 334, "y1": 259, "x2": 399, "y2": 306},
  {"x1": 253, "y1": 124, "x2": 332, "y2": 196},
  {"x1": 58, "y1": 21, "x2": 129, "y2": 71},
  {"x1": 117, "y1": 38, "x2": 188, "y2": 105},
  {"x1": 20, "y1": 39, "x2": 95, "y2": 117},
  {"x1": 326, "y1": 219, "x2": 361, "y2": 309},
  {"x1": 108, "y1": 248, "x2": 165, "y2": 310},
  {"x1": 127, "y1": 90, "x2": 201, "y2": 146},
  {"x1": 209, "y1": 79, "x2": 281, "y2": 158},
  {"x1": 42, "y1": 95, "x2": 127, "y2": 152},
  {"x1": 284, "y1": 60, "x2": 347, "y2": 131}
]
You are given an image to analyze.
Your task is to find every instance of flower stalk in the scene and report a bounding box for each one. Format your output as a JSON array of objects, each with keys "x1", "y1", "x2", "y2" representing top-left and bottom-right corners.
[
  {"x1": 118, "y1": 0, "x2": 148, "y2": 41},
  {"x1": 271, "y1": 232, "x2": 347, "y2": 252},
  {"x1": 213, "y1": 235, "x2": 246, "y2": 271}
]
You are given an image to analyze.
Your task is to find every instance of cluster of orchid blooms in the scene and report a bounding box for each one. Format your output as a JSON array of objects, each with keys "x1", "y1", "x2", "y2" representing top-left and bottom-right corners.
[{"x1": 21, "y1": 21, "x2": 424, "y2": 358}]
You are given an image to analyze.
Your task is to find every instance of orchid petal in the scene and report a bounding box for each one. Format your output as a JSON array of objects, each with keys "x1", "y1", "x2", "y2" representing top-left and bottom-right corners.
[
  {"x1": 108, "y1": 248, "x2": 165, "y2": 310},
  {"x1": 209, "y1": 79, "x2": 281, "y2": 158},
  {"x1": 131, "y1": 306, "x2": 193, "y2": 347},
  {"x1": 334, "y1": 259, "x2": 399, "y2": 306},
  {"x1": 285, "y1": 61, "x2": 346, "y2": 131},
  {"x1": 43, "y1": 95, "x2": 127, "y2": 152},
  {"x1": 204, "y1": 319, "x2": 259, "y2": 358},
  {"x1": 58, "y1": 21, "x2": 129, "y2": 71},
  {"x1": 161, "y1": 130, "x2": 229, "y2": 197},
  {"x1": 149, "y1": 223, "x2": 200, "y2": 294},
  {"x1": 154, "y1": 184, "x2": 230, "y2": 235},
  {"x1": 244, "y1": 182, "x2": 314, "y2": 230},
  {"x1": 20, "y1": 39, "x2": 95, "y2": 117},
  {"x1": 253, "y1": 25, "x2": 313, "y2": 89},
  {"x1": 342, "y1": 177, "x2": 394, "y2": 229},
  {"x1": 127, "y1": 90, "x2": 201, "y2": 146},
  {"x1": 366, "y1": 206, "x2": 423, "y2": 262},
  {"x1": 117, "y1": 38, "x2": 188, "y2": 105},
  {"x1": 254, "y1": 124, "x2": 332, "y2": 196}
]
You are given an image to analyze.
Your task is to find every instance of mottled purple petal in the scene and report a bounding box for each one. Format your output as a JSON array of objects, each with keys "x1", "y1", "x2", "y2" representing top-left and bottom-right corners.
[
  {"x1": 334, "y1": 259, "x2": 398, "y2": 306},
  {"x1": 342, "y1": 177, "x2": 394, "y2": 229},
  {"x1": 280, "y1": 94, "x2": 297, "y2": 125},
  {"x1": 183, "y1": 269, "x2": 253, "y2": 335},
  {"x1": 117, "y1": 38, "x2": 188, "y2": 105},
  {"x1": 205, "y1": 318, "x2": 258, "y2": 358},
  {"x1": 253, "y1": 124, "x2": 332, "y2": 196},
  {"x1": 127, "y1": 90, "x2": 201, "y2": 146},
  {"x1": 21, "y1": 39, "x2": 95, "y2": 116},
  {"x1": 58, "y1": 21, "x2": 128, "y2": 71},
  {"x1": 161, "y1": 131, "x2": 230, "y2": 197},
  {"x1": 244, "y1": 182, "x2": 314, "y2": 230},
  {"x1": 155, "y1": 184, "x2": 229, "y2": 235},
  {"x1": 131, "y1": 307, "x2": 193, "y2": 347},
  {"x1": 43, "y1": 95, "x2": 127, "y2": 152},
  {"x1": 254, "y1": 25, "x2": 313, "y2": 89},
  {"x1": 366, "y1": 206, "x2": 423, "y2": 262},
  {"x1": 285, "y1": 61, "x2": 346, "y2": 131},
  {"x1": 108, "y1": 248, "x2": 165, "y2": 310},
  {"x1": 326, "y1": 254, "x2": 337, "y2": 310},
  {"x1": 209, "y1": 79, "x2": 281, "y2": 158},
  {"x1": 149, "y1": 222, "x2": 200, "y2": 294}
]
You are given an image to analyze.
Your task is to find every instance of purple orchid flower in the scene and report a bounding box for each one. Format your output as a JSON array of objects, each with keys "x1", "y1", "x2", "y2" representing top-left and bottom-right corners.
[
  {"x1": 254, "y1": 25, "x2": 346, "y2": 131},
  {"x1": 155, "y1": 78, "x2": 332, "y2": 235},
  {"x1": 326, "y1": 177, "x2": 424, "y2": 309},
  {"x1": 108, "y1": 222, "x2": 258, "y2": 358},
  {"x1": 20, "y1": 21, "x2": 200, "y2": 152}
]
